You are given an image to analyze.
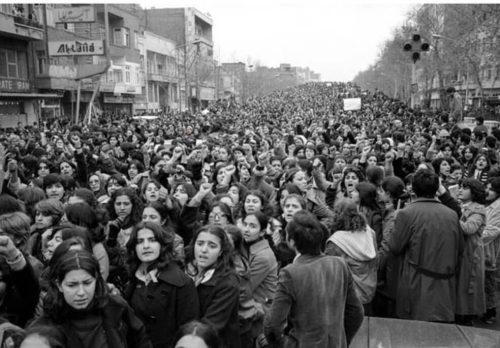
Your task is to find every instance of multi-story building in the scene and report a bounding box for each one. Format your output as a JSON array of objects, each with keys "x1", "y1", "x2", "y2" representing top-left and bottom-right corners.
[
  {"x1": 218, "y1": 62, "x2": 244, "y2": 103},
  {"x1": 0, "y1": 4, "x2": 54, "y2": 127},
  {"x1": 36, "y1": 4, "x2": 144, "y2": 119},
  {"x1": 144, "y1": 7, "x2": 215, "y2": 111},
  {"x1": 142, "y1": 31, "x2": 180, "y2": 112}
]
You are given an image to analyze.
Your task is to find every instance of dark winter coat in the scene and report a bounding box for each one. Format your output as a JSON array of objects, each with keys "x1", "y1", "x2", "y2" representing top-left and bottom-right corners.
[
  {"x1": 197, "y1": 266, "x2": 241, "y2": 348},
  {"x1": 30, "y1": 294, "x2": 152, "y2": 348},
  {"x1": 389, "y1": 198, "x2": 464, "y2": 322},
  {"x1": 125, "y1": 263, "x2": 199, "y2": 348}
]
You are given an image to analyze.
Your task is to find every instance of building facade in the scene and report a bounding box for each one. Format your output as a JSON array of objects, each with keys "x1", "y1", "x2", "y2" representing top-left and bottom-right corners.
[
  {"x1": 142, "y1": 31, "x2": 180, "y2": 112},
  {"x1": 0, "y1": 4, "x2": 54, "y2": 127},
  {"x1": 144, "y1": 7, "x2": 215, "y2": 112}
]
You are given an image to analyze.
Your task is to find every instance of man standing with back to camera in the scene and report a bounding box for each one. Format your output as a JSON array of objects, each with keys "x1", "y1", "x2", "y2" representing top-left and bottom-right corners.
[
  {"x1": 390, "y1": 168, "x2": 463, "y2": 322},
  {"x1": 264, "y1": 210, "x2": 364, "y2": 347}
]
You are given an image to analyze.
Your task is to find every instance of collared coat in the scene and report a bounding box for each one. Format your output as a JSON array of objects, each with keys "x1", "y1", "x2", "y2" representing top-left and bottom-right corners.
[
  {"x1": 389, "y1": 198, "x2": 463, "y2": 322},
  {"x1": 264, "y1": 254, "x2": 364, "y2": 348},
  {"x1": 244, "y1": 238, "x2": 278, "y2": 311},
  {"x1": 125, "y1": 262, "x2": 199, "y2": 348},
  {"x1": 30, "y1": 294, "x2": 152, "y2": 348},
  {"x1": 197, "y1": 266, "x2": 241, "y2": 348}
]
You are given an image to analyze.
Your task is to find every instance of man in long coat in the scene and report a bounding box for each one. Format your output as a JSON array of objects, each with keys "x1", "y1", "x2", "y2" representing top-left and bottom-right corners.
[{"x1": 390, "y1": 168, "x2": 463, "y2": 322}]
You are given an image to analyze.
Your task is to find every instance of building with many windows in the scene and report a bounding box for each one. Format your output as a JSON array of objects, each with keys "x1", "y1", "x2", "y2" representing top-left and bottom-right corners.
[
  {"x1": 0, "y1": 4, "x2": 55, "y2": 127},
  {"x1": 144, "y1": 7, "x2": 215, "y2": 112}
]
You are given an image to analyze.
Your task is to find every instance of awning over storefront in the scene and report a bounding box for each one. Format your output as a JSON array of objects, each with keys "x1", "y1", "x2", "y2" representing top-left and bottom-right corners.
[{"x1": 0, "y1": 92, "x2": 62, "y2": 98}]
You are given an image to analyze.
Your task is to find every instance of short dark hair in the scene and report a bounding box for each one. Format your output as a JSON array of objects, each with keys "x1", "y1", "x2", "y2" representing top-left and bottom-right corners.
[
  {"x1": 413, "y1": 168, "x2": 439, "y2": 198},
  {"x1": 286, "y1": 210, "x2": 327, "y2": 255}
]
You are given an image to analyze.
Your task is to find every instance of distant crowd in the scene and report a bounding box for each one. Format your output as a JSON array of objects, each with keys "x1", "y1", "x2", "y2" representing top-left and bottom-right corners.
[{"x1": 0, "y1": 81, "x2": 499, "y2": 347}]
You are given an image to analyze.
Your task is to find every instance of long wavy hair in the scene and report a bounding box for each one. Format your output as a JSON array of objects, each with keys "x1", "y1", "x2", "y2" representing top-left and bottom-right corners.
[
  {"x1": 107, "y1": 187, "x2": 144, "y2": 228},
  {"x1": 185, "y1": 225, "x2": 234, "y2": 276},
  {"x1": 126, "y1": 221, "x2": 175, "y2": 275},
  {"x1": 330, "y1": 199, "x2": 367, "y2": 233},
  {"x1": 44, "y1": 249, "x2": 108, "y2": 323}
]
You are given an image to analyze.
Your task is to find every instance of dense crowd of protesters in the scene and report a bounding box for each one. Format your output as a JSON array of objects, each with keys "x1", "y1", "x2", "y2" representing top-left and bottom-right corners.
[{"x1": 0, "y1": 81, "x2": 498, "y2": 347}]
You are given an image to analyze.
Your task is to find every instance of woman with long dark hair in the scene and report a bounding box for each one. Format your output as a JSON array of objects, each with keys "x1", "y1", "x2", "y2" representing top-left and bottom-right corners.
[
  {"x1": 125, "y1": 222, "x2": 199, "y2": 348},
  {"x1": 185, "y1": 225, "x2": 241, "y2": 348},
  {"x1": 30, "y1": 249, "x2": 152, "y2": 348}
]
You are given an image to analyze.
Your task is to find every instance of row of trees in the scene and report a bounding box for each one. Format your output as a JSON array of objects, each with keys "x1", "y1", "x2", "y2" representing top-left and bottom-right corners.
[{"x1": 353, "y1": 4, "x2": 500, "y2": 111}]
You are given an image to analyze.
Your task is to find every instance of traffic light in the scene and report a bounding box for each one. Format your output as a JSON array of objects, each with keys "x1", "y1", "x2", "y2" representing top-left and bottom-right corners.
[
  {"x1": 403, "y1": 33, "x2": 430, "y2": 63},
  {"x1": 412, "y1": 52, "x2": 420, "y2": 63}
]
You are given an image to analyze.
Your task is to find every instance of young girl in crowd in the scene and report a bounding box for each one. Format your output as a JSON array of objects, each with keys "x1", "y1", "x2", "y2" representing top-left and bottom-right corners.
[
  {"x1": 125, "y1": 222, "x2": 199, "y2": 348},
  {"x1": 185, "y1": 225, "x2": 241, "y2": 348}
]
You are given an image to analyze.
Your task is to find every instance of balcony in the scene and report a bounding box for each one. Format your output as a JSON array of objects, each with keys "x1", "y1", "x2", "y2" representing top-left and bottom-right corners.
[
  {"x1": 147, "y1": 72, "x2": 177, "y2": 83},
  {"x1": 0, "y1": 11, "x2": 43, "y2": 40}
]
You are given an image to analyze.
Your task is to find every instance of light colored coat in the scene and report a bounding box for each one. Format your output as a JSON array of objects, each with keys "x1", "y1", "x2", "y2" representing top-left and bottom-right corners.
[{"x1": 456, "y1": 201, "x2": 486, "y2": 315}]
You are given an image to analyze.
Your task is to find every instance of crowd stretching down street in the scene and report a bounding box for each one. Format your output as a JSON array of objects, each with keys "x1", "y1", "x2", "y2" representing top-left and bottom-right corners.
[{"x1": 0, "y1": 81, "x2": 500, "y2": 347}]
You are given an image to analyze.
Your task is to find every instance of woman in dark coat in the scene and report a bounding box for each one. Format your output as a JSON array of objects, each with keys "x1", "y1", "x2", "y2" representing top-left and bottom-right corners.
[
  {"x1": 185, "y1": 225, "x2": 241, "y2": 348},
  {"x1": 125, "y1": 221, "x2": 199, "y2": 348},
  {"x1": 30, "y1": 248, "x2": 152, "y2": 348}
]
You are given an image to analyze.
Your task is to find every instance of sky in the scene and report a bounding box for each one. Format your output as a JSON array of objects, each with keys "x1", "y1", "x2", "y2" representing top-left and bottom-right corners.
[{"x1": 139, "y1": 0, "x2": 417, "y2": 82}]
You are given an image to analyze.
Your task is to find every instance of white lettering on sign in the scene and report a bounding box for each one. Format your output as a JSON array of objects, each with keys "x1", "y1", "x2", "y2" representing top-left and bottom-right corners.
[{"x1": 0, "y1": 79, "x2": 30, "y2": 91}]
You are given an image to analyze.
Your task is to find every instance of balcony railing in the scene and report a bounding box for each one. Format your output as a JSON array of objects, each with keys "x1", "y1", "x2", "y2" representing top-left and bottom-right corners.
[{"x1": 13, "y1": 15, "x2": 43, "y2": 29}]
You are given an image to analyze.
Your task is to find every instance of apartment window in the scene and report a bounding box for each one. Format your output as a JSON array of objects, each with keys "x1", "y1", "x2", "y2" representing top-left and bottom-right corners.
[
  {"x1": 487, "y1": 67, "x2": 492, "y2": 80},
  {"x1": 496, "y1": 65, "x2": 500, "y2": 78},
  {"x1": 113, "y1": 69, "x2": 123, "y2": 83},
  {"x1": 36, "y1": 50, "x2": 46, "y2": 74},
  {"x1": 0, "y1": 49, "x2": 28, "y2": 79},
  {"x1": 125, "y1": 66, "x2": 131, "y2": 83},
  {"x1": 113, "y1": 28, "x2": 130, "y2": 47},
  {"x1": 56, "y1": 22, "x2": 75, "y2": 32}
]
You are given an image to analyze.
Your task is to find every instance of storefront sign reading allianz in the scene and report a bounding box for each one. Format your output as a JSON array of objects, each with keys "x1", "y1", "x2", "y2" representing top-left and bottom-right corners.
[
  {"x1": 0, "y1": 79, "x2": 30, "y2": 92},
  {"x1": 49, "y1": 40, "x2": 104, "y2": 56}
]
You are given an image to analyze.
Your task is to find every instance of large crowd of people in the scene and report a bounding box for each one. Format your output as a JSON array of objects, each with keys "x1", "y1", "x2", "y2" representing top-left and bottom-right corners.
[{"x1": 0, "y1": 81, "x2": 499, "y2": 347}]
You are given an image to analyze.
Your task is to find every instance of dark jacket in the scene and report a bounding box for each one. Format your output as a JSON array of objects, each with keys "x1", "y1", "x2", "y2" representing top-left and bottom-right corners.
[
  {"x1": 30, "y1": 294, "x2": 152, "y2": 348},
  {"x1": 0, "y1": 257, "x2": 40, "y2": 327},
  {"x1": 125, "y1": 263, "x2": 199, "y2": 348},
  {"x1": 197, "y1": 266, "x2": 241, "y2": 348},
  {"x1": 389, "y1": 198, "x2": 464, "y2": 322},
  {"x1": 265, "y1": 254, "x2": 364, "y2": 348}
]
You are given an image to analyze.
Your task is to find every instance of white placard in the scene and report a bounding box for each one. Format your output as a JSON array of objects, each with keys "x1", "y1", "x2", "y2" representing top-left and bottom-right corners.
[{"x1": 343, "y1": 98, "x2": 361, "y2": 111}]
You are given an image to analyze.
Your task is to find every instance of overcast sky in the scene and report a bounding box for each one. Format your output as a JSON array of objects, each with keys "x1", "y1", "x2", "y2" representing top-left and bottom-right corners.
[{"x1": 140, "y1": 0, "x2": 417, "y2": 81}]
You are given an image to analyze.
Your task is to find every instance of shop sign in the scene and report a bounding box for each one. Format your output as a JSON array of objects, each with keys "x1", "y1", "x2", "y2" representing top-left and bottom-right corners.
[
  {"x1": 49, "y1": 40, "x2": 104, "y2": 56},
  {"x1": 104, "y1": 95, "x2": 134, "y2": 104},
  {"x1": 0, "y1": 79, "x2": 31, "y2": 92},
  {"x1": 54, "y1": 6, "x2": 95, "y2": 23}
]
